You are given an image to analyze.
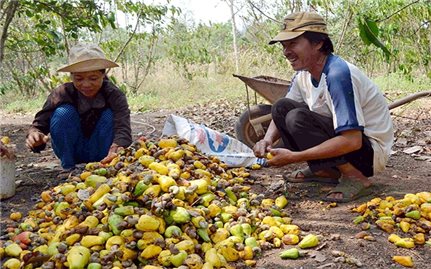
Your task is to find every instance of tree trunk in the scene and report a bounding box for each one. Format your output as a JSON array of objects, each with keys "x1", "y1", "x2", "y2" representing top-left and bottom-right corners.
[
  {"x1": 335, "y1": 2, "x2": 355, "y2": 52},
  {"x1": 5, "y1": 61, "x2": 25, "y2": 95},
  {"x1": 0, "y1": 0, "x2": 19, "y2": 65},
  {"x1": 136, "y1": 35, "x2": 158, "y2": 92},
  {"x1": 228, "y1": 0, "x2": 239, "y2": 73}
]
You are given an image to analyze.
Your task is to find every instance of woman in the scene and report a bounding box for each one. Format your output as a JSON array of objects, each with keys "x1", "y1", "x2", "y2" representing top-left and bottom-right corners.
[{"x1": 26, "y1": 44, "x2": 132, "y2": 178}]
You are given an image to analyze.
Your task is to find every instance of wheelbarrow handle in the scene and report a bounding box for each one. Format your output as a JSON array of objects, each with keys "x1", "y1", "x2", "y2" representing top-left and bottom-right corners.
[{"x1": 388, "y1": 91, "x2": 431, "y2": 110}]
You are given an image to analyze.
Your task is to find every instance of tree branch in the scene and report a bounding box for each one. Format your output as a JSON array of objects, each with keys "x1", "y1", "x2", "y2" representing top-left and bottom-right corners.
[
  {"x1": 60, "y1": 17, "x2": 70, "y2": 56},
  {"x1": 246, "y1": 0, "x2": 281, "y2": 23},
  {"x1": 335, "y1": 2, "x2": 356, "y2": 51},
  {"x1": 136, "y1": 35, "x2": 158, "y2": 92},
  {"x1": 5, "y1": 61, "x2": 25, "y2": 95},
  {"x1": 109, "y1": 11, "x2": 142, "y2": 75},
  {"x1": 414, "y1": 20, "x2": 430, "y2": 34},
  {"x1": 376, "y1": 0, "x2": 420, "y2": 23},
  {"x1": 23, "y1": 53, "x2": 51, "y2": 92},
  {"x1": 1, "y1": 0, "x2": 8, "y2": 21}
]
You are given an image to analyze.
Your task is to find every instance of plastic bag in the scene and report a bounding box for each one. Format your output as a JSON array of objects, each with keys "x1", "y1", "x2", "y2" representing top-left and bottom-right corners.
[
  {"x1": 162, "y1": 114, "x2": 267, "y2": 167},
  {"x1": 1, "y1": 137, "x2": 16, "y2": 199}
]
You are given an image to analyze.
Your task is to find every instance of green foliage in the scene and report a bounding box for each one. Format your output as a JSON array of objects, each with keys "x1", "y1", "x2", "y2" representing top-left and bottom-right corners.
[
  {"x1": 357, "y1": 17, "x2": 391, "y2": 61},
  {"x1": 102, "y1": 0, "x2": 176, "y2": 94},
  {"x1": 0, "y1": 0, "x2": 173, "y2": 97},
  {"x1": 332, "y1": 0, "x2": 431, "y2": 76},
  {"x1": 1, "y1": 0, "x2": 430, "y2": 114},
  {"x1": 108, "y1": 75, "x2": 127, "y2": 94},
  {"x1": 14, "y1": 0, "x2": 116, "y2": 57},
  {"x1": 165, "y1": 20, "x2": 233, "y2": 80}
]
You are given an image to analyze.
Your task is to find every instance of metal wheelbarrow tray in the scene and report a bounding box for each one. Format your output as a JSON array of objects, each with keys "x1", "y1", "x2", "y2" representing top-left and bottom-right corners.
[{"x1": 233, "y1": 74, "x2": 290, "y2": 104}]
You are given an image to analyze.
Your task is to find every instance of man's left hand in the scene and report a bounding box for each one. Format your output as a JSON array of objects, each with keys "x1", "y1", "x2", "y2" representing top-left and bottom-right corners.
[{"x1": 267, "y1": 148, "x2": 300, "y2": 167}]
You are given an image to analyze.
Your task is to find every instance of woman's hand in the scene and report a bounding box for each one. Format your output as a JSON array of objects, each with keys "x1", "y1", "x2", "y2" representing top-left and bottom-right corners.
[
  {"x1": 0, "y1": 143, "x2": 14, "y2": 159},
  {"x1": 253, "y1": 139, "x2": 272, "y2": 157},
  {"x1": 26, "y1": 130, "x2": 49, "y2": 151},
  {"x1": 100, "y1": 143, "x2": 123, "y2": 164}
]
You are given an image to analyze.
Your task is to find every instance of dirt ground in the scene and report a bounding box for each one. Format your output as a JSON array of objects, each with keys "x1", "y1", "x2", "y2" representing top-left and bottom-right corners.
[{"x1": 1, "y1": 99, "x2": 430, "y2": 269}]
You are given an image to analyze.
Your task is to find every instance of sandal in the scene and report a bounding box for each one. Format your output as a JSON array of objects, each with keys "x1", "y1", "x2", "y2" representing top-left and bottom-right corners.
[
  {"x1": 284, "y1": 167, "x2": 340, "y2": 184},
  {"x1": 322, "y1": 176, "x2": 374, "y2": 203}
]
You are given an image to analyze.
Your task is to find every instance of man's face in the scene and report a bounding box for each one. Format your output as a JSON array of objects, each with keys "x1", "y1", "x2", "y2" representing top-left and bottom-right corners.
[
  {"x1": 71, "y1": 70, "x2": 104, "y2": 98},
  {"x1": 280, "y1": 36, "x2": 322, "y2": 71}
]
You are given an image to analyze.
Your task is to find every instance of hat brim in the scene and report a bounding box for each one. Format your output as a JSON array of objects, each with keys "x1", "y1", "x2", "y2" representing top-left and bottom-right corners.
[
  {"x1": 57, "y1": 59, "x2": 119, "y2": 73},
  {"x1": 269, "y1": 31, "x2": 304, "y2": 45}
]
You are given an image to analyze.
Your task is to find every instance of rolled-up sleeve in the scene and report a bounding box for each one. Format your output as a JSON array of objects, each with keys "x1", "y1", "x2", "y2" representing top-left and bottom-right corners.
[
  {"x1": 29, "y1": 84, "x2": 69, "y2": 136},
  {"x1": 106, "y1": 86, "x2": 132, "y2": 147}
]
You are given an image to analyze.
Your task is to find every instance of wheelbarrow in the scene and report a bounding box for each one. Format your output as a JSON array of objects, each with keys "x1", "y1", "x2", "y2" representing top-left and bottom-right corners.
[
  {"x1": 233, "y1": 74, "x2": 290, "y2": 148},
  {"x1": 233, "y1": 73, "x2": 431, "y2": 148}
]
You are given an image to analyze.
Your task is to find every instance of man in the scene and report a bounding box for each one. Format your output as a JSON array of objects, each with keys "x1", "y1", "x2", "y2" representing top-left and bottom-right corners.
[
  {"x1": 26, "y1": 44, "x2": 132, "y2": 178},
  {"x1": 253, "y1": 11, "x2": 393, "y2": 202}
]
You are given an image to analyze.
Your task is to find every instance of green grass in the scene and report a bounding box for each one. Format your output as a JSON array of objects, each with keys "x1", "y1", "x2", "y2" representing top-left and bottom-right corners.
[
  {"x1": 2, "y1": 95, "x2": 46, "y2": 114},
  {"x1": 1, "y1": 58, "x2": 429, "y2": 115},
  {"x1": 373, "y1": 73, "x2": 431, "y2": 110},
  {"x1": 125, "y1": 60, "x2": 277, "y2": 112},
  {"x1": 374, "y1": 72, "x2": 430, "y2": 96}
]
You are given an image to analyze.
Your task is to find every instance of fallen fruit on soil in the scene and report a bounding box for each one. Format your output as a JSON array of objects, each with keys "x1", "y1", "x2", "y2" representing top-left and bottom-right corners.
[
  {"x1": 298, "y1": 234, "x2": 319, "y2": 249},
  {"x1": 67, "y1": 246, "x2": 91, "y2": 269},
  {"x1": 392, "y1": 256, "x2": 414, "y2": 267},
  {"x1": 1, "y1": 136, "x2": 306, "y2": 268},
  {"x1": 279, "y1": 248, "x2": 299, "y2": 259},
  {"x1": 9, "y1": 212, "x2": 22, "y2": 221},
  {"x1": 275, "y1": 195, "x2": 288, "y2": 209},
  {"x1": 352, "y1": 193, "x2": 431, "y2": 249},
  {"x1": 1, "y1": 136, "x2": 10, "y2": 145}
]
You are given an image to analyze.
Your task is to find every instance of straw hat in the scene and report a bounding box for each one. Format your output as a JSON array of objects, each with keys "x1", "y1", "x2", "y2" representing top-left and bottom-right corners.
[
  {"x1": 57, "y1": 44, "x2": 119, "y2": 72},
  {"x1": 269, "y1": 12, "x2": 328, "y2": 45}
]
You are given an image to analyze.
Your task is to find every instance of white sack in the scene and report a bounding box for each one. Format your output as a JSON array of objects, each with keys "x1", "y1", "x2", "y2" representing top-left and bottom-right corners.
[{"x1": 162, "y1": 114, "x2": 266, "y2": 167}]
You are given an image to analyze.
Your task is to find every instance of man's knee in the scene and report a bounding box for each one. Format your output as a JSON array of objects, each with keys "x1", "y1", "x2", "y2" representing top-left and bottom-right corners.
[
  {"x1": 285, "y1": 108, "x2": 310, "y2": 131},
  {"x1": 272, "y1": 98, "x2": 296, "y2": 116}
]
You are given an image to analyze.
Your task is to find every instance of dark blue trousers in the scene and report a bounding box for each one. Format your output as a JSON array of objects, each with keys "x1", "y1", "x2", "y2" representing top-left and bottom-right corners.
[{"x1": 50, "y1": 104, "x2": 114, "y2": 169}]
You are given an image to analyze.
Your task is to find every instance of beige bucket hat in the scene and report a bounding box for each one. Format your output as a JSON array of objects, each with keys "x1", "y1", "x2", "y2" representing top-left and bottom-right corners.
[
  {"x1": 269, "y1": 11, "x2": 328, "y2": 45},
  {"x1": 57, "y1": 44, "x2": 119, "y2": 72}
]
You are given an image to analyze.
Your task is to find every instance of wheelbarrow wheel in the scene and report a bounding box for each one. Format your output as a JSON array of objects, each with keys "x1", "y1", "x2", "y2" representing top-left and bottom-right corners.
[{"x1": 235, "y1": 104, "x2": 276, "y2": 148}]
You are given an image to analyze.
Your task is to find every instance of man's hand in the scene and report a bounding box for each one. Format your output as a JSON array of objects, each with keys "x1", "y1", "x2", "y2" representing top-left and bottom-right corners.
[
  {"x1": 100, "y1": 143, "x2": 123, "y2": 164},
  {"x1": 26, "y1": 131, "x2": 49, "y2": 152},
  {"x1": 267, "y1": 148, "x2": 300, "y2": 167},
  {"x1": 253, "y1": 139, "x2": 272, "y2": 157}
]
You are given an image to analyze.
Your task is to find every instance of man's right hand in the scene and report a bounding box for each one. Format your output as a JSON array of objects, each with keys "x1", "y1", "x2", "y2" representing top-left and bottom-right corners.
[
  {"x1": 26, "y1": 131, "x2": 49, "y2": 152},
  {"x1": 253, "y1": 139, "x2": 271, "y2": 157}
]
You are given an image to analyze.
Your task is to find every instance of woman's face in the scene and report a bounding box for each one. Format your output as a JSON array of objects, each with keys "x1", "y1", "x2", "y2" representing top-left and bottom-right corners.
[{"x1": 71, "y1": 70, "x2": 104, "y2": 98}]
